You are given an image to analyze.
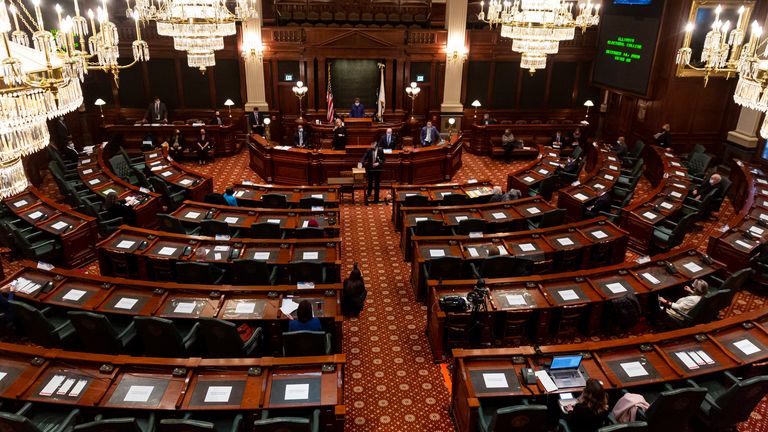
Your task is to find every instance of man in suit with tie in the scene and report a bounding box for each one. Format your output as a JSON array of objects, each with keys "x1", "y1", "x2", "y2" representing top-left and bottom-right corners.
[
  {"x1": 378, "y1": 128, "x2": 397, "y2": 149},
  {"x1": 210, "y1": 111, "x2": 223, "y2": 125},
  {"x1": 145, "y1": 96, "x2": 168, "y2": 124},
  {"x1": 294, "y1": 124, "x2": 310, "y2": 148},
  {"x1": 420, "y1": 121, "x2": 440, "y2": 146},
  {"x1": 350, "y1": 97, "x2": 365, "y2": 118},
  {"x1": 249, "y1": 107, "x2": 265, "y2": 136},
  {"x1": 360, "y1": 141, "x2": 386, "y2": 204},
  {"x1": 332, "y1": 118, "x2": 347, "y2": 150},
  {"x1": 551, "y1": 130, "x2": 565, "y2": 146}
]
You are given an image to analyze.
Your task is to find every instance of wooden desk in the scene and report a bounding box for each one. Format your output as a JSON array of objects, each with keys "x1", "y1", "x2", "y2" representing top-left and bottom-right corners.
[
  {"x1": 557, "y1": 145, "x2": 621, "y2": 222},
  {"x1": 230, "y1": 183, "x2": 340, "y2": 208},
  {"x1": 144, "y1": 150, "x2": 213, "y2": 202},
  {"x1": 248, "y1": 133, "x2": 464, "y2": 186},
  {"x1": 103, "y1": 123, "x2": 243, "y2": 156},
  {"x1": 391, "y1": 180, "x2": 495, "y2": 230},
  {"x1": 470, "y1": 122, "x2": 582, "y2": 156},
  {"x1": 507, "y1": 146, "x2": 561, "y2": 195},
  {"x1": 3, "y1": 188, "x2": 98, "y2": 267},
  {"x1": 307, "y1": 120, "x2": 404, "y2": 147},
  {"x1": 449, "y1": 306, "x2": 766, "y2": 432}
]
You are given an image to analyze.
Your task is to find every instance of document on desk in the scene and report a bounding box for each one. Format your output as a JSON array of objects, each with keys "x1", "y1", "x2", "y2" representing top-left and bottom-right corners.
[
  {"x1": 235, "y1": 302, "x2": 256, "y2": 314},
  {"x1": 519, "y1": 243, "x2": 536, "y2": 252},
  {"x1": 185, "y1": 211, "x2": 201, "y2": 219},
  {"x1": 56, "y1": 378, "x2": 76, "y2": 395},
  {"x1": 574, "y1": 193, "x2": 589, "y2": 201},
  {"x1": 505, "y1": 294, "x2": 527, "y2": 306},
  {"x1": 63, "y1": 289, "x2": 87, "y2": 302},
  {"x1": 559, "y1": 289, "x2": 579, "y2": 301},
  {"x1": 311, "y1": 194, "x2": 323, "y2": 199},
  {"x1": 492, "y1": 212, "x2": 506, "y2": 219},
  {"x1": 0, "y1": 372, "x2": 6, "y2": 383},
  {"x1": 280, "y1": 298, "x2": 300, "y2": 316},
  {"x1": 527, "y1": 207, "x2": 541, "y2": 215},
  {"x1": 234, "y1": 190, "x2": 245, "y2": 197},
  {"x1": 591, "y1": 230, "x2": 608, "y2": 239},
  {"x1": 69, "y1": 380, "x2": 88, "y2": 397},
  {"x1": 498, "y1": 246, "x2": 508, "y2": 255},
  {"x1": 642, "y1": 211, "x2": 657, "y2": 220},
  {"x1": 13, "y1": 199, "x2": 27, "y2": 207},
  {"x1": 733, "y1": 339, "x2": 761, "y2": 356},
  {"x1": 606, "y1": 282, "x2": 627, "y2": 294},
  {"x1": 161, "y1": 171, "x2": 173, "y2": 177},
  {"x1": 429, "y1": 249, "x2": 445, "y2": 258},
  {"x1": 158, "y1": 247, "x2": 177, "y2": 256},
  {"x1": 557, "y1": 237, "x2": 574, "y2": 246},
  {"x1": 523, "y1": 176, "x2": 535, "y2": 183},
  {"x1": 214, "y1": 245, "x2": 229, "y2": 252},
  {"x1": 455, "y1": 216, "x2": 468, "y2": 222},
  {"x1": 179, "y1": 179, "x2": 193, "y2": 186},
  {"x1": 29, "y1": 211, "x2": 43, "y2": 220},
  {"x1": 267, "y1": 219, "x2": 281, "y2": 225},
  {"x1": 302, "y1": 251, "x2": 319, "y2": 260},
  {"x1": 660, "y1": 202, "x2": 673, "y2": 209},
  {"x1": 414, "y1": 217, "x2": 428, "y2": 223},
  {"x1": 302, "y1": 220, "x2": 310, "y2": 228},
  {"x1": 535, "y1": 370, "x2": 558, "y2": 392},
  {"x1": 114, "y1": 297, "x2": 139, "y2": 310},
  {"x1": 284, "y1": 383, "x2": 310, "y2": 400},
  {"x1": 204, "y1": 386, "x2": 232, "y2": 403},
  {"x1": 224, "y1": 217, "x2": 239, "y2": 224},
  {"x1": 252, "y1": 252, "x2": 270, "y2": 260},
  {"x1": 682, "y1": 262, "x2": 703, "y2": 273},
  {"x1": 670, "y1": 191, "x2": 682, "y2": 199},
  {"x1": 39, "y1": 375, "x2": 66, "y2": 396},
  {"x1": 467, "y1": 247, "x2": 479, "y2": 257},
  {"x1": 675, "y1": 352, "x2": 699, "y2": 370},
  {"x1": 174, "y1": 302, "x2": 196, "y2": 314},
  {"x1": 482, "y1": 373, "x2": 509, "y2": 389},
  {"x1": 735, "y1": 240, "x2": 753, "y2": 249},
  {"x1": 51, "y1": 221, "x2": 69, "y2": 230},
  {"x1": 124, "y1": 385, "x2": 154, "y2": 402},
  {"x1": 620, "y1": 361, "x2": 648, "y2": 378},
  {"x1": 641, "y1": 273, "x2": 660, "y2": 285},
  {"x1": 696, "y1": 350, "x2": 715, "y2": 364}
]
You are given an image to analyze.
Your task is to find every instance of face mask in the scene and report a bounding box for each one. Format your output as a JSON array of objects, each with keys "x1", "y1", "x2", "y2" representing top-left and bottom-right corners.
[{"x1": 355, "y1": 102, "x2": 360, "y2": 106}]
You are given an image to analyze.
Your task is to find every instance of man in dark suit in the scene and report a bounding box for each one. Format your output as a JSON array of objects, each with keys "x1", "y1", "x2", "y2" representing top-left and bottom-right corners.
[
  {"x1": 145, "y1": 96, "x2": 168, "y2": 123},
  {"x1": 360, "y1": 141, "x2": 386, "y2": 203},
  {"x1": 482, "y1": 113, "x2": 497, "y2": 125},
  {"x1": 551, "y1": 130, "x2": 565, "y2": 146},
  {"x1": 350, "y1": 97, "x2": 365, "y2": 118},
  {"x1": 655, "y1": 123, "x2": 672, "y2": 148},
  {"x1": 378, "y1": 128, "x2": 397, "y2": 149},
  {"x1": 210, "y1": 111, "x2": 223, "y2": 125},
  {"x1": 561, "y1": 156, "x2": 580, "y2": 175},
  {"x1": 294, "y1": 125, "x2": 309, "y2": 148},
  {"x1": 420, "y1": 121, "x2": 440, "y2": 146},
  {"x1": 611, "y1": 136, "x2": 628, "y2": 160},
  {"x1": 332, "y1": 118, "x2": 347, "y2": 150},
  {"x1": 585, "y1": 191, "x2": 613, "y2": 219},
  {"x1": 249, "y1": 107, "x2": 265, "y2": 135},
  {"x1": 691, "y1": 173, "x2": 724, "y2": 201}
]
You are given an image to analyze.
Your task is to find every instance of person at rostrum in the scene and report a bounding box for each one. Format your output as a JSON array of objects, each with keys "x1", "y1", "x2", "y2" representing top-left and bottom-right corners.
[
  {"x1": 248, "y1": 106, "x2": 265, "y2": 136},
  {"x1": 145, "y1": 96, "x2": 168, "y2": 124},
  {"x1": 350, "y1": 97, "x2": 365, "y2": 118},
  {"x1": 420, "y1": 121, "x2": 440, "y2": 146},
  {"x1": 691, "y1": 173, "x2": 724, "y2": 201},
  {"x1": 360, "y1": 141, "x2": 386, "y2": 203},
  {"x1": 222, "y1": 187, "x2": 238, "y2": 206},
  {"x1": 210, "y1": 110, "x2": 223, "y2": 125},
  {"x1": 342, "y1": 263, "x2": 367, "y2": 317},
  {"x1": 332, "y1": 118, "x2": 347, "y2": 150},
  {"x1": 294, "y1": 124, "x2": 309, "y2": 148},
  {"x1": 196, "y1": 128, "x2": 213, "y2": 165},
  {"x1": 551, "y1": 130, "x2": 566, "y2": 146},
  {"x1": 481, "y1": 113, "x2": 497, "y2": 125},
  {"x1": 288, "y1": 300, "x2": 323, "y2": 331},
  {"x1": 378, "y1": 128, "x2": 397, "y2": 149},
  {"x1": 659, "y1": 279, "x2": 709, "y2": 321},
  {"x1": 562, "y1": 378, "x2": 610, "y2": 432}
]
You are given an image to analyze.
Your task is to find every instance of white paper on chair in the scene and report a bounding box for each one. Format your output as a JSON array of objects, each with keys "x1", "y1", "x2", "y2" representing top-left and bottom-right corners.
[
  {"x1": 682, "y1": 262, "x2": 703, "y2": 273},
  {"x1": 527, "y1": 207, "x2": 541, "y2": 215},
  {"x1": 557, "y1": 237, "x2": 574, "y2": 246},
  {"x1": 591, "y1": 230, "x2": 608, "y2": 239},
  {"x1": 280, "y1": 298, "x2": 299, "y2": 316},
  {"x1": 559, "y1": 289, "x2": 579, "y2": 301},
  {"x1": 124, "y1": 385, "x2": 154, "y2": 402},
  {"x1": 204, "y1": 386, "x2": 232, "y2": 403},
  {"x1": 284, "y1": 383, "x2": 310, "y2": 400},
  {"x1": 429, "y1": 249, "x2": 446, "y2": 258},
  {"x1": 116, "y1": 240, "x2": 135, "y2": 249},
  {"x1": 252, "y1": 252, "x2": 270, "y2": 260},
  {"x1": 302, "y1": 251, "x2": 319, "y2": 260},
  {"x1": 63, "y1": 289, "x2": 86, "y2": 302},
  {"x1": 641, "y1": 273, "x2": 660, "y2": 284},
  {"x1": 114, "y1": 297, "x2": 139, "y2": 310},
  {"x1": 482, "y1": 373, "x2": 509, "y2": 389},
  {"x1": 505, "y1": 294, "x2": 527, "y2": 306},
  {"x1": 519, "y1": 243, "x2": 536, "y2": 252},
  {"x1": 492, "y1": 212, "x2": 506, "y2": 219},
  {"x1": 235, "y1": 302, "x2": 256, "y2": 314},
  {"x1": 174, "y1": 302, "x2": 196, "y2": 314},
  {"x1": 185, "y1": 211, "x2": 201, "y2": 219},
  {"x1": 224, "y1": 217, "x2": 239, "y2": 224},
  {"x1": 733, "y1": 339, "x2": 761, "y2": 356},
  {"x1": 158, "y1": 247, "x2": 177, "y2": 256},
  {"x1": 620, "y1": 361, "x2": 648, "y2": 378},
  {"x1": 606, "y1": 282, "x2": 627, "y2": 294}
]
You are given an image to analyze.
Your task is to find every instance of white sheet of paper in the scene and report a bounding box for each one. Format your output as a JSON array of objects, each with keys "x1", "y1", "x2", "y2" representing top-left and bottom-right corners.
[
  {"x1": 736, "y1": 240, "x2": 753, "y2": 249},
  {"x1": 688, "y1": 351, "x2": 705, "y2": 365},
  {"x1": 124, "y1": 385, "x2": 154, "y2": 402},
  {"x1": 498, "y1": 246, "x2": 508, "y2": 255},
  {"x1": 538, "y1": 169, "x2": 549, "y2": 175},
  {"x1": 559, "y1": 289, "x2": 579, "y2": 301},
  {"x1": 641, "y1": 273, "x2": 660, "y2": 284},
  {"x1": 574, "y1": 193, "x2": 589, "y2": 201},
  {"x1": 0, "y1": 372, "x2": 7, "y2": 383},
  {"x1": 214, "y1": 245, "x2": 229, "y2": 252},
  {"x1": 51, "y1": 221, "x2": 69, "y2": 230},
  {"x1": 235, "y1": 302, "x2": 256, "y2": 314},
  {"x1": 751, "y1": 226, "x2": 765, "y2": 235},
  {"x1": 505, "y1": 294, "x2": 527, "y2": 306},
  {"x1": 13, "y1": 200, "x2": 27, "y2": 207},
  {"x1": 116, "y1": 240, "x2": 135, "y2": 249},
  {"x1": 29, "y1": 211, "x2": 43, "y2": 220},
  {"x1": 734, "y1": 339, "x2": 761, "y2": 356},
  {"x1": 303, "y1": 251, "x2": 319, "y2": 260},
  {"x1": 404, "y1": 193, "x2": 417, "y2": 197},
  {"x1": 482, "y1": 373, "x2": 509, "y2": 389},
  {"x1": 609, "y1": 165, "x2": 619, "y2": 171},
  {"x1": 670, "y1": 191, "x2": 682, "y2": 199},
  {"x1": 594, "y1": 183, "x2": 605, "y2": 189},
  {"x1": 39, "y1": 375, "x2": 66, "y2": 396},
  {"x1": 311, "y1": 194, "x2": 323, "y2": 199},
  {"x1": 492, "y1": 212, "x2": 506, "y2": 219},
  {"x1": 535, "y1": 370, "x2": 558, "y2": 392},
  {"x1": 161, "y1": 171, "x2": 173, "y2": 177},
  {"x1": 455, "y1": 216, "x2": 468, "y2": 222},
  {"x1": 158, "y1": 247, "x2": 177, "y2": 256},
  {"x1": 63, "y1": 289, "x2": 86, "y2": 302},
  {"x1": 675, "y1": 352, "x2": 699, "y2": 370},
  {"x1": 557, "y1": 237, "x2": 574, "y2": 246},
  {"x1": 604, "y1": 175, "x2": 615, "y2": 181},
  {"x1": 180, "y1": 179, "x2": 193, "y2": 186},
  {"x1": 68, "y1": 380, "x2": 88, "y2": 397},
  {"x1": 174, "y1": 302, "x2": 196, "y2": 314},
  {"x1": 88, "y1": 178, "x2": 100, "y2": 185},
  {"x1": 57, "y1": 378, "x2": 76, "y2": 395},
  {"x1": 467, "y1": 247, "x2": 479, "y2": 257},
  {"x1": 527, "y1": 207, "x2": 541, "y2": 214},
  {"x1": 683, "y1": 262, "x2": 703, "y2": 273},
  {"x1": 284, "y1": 383, "x2": 310, "y2": 400},
  {"x1": 675, "y1": 171, "x2": 686, "y2": 177},
  {"x1": 234, "y1": 190, "x2": 245, "y2": 197},
  {"x1": 519, "y1": 243, "x2": 536, "y2": 252},
  {"x1": 761, "y1": 214, "x2": 768, "y2": 221},
  {"x1": 523, "y1": 176, "x2": 535, "y2": 182},
  {"x1": 224, "y1": 217, "x2": 239, "y2": 224},
  {"x1": 660, "y1": 202, "x2": 673, "y2": 209},
  {"x1": 280, "y1": 298, "x2": 299, "y2": 316},
  {"x1": 186, "y1": 211, "x2": 201, "y2": 219},
  {"x1": 267, "y1": 219, "x2": 281, "y2": 225},
  {"x1": 591, "y1": 230, "x2": 608, "y2": 239},
  {"x1": 606, "y1": 282, "x2": 627, "y2": 294},
  {"x1": 620, "y1": 361, "x2": 648, "y2": 378},
  {"x1": 115, "y1": 297, "x2": 138, "y2": 310},
  {"x1": 252, "y1": 252, "x2": 270, "y2": 260},
  {"x1": 82, "y1": 158, "x2": 92, "y2": 164},
  {"x1": 642, "y1": 211, "x2": 657, "y2": 220},
  {"x1": 429, "y1": 249, "x2": 446, "y2": 258},
  {"x1": 214, "y1": 253, "x2": 222, "y2": 260},
  {"x1": 204, "y1": 386, "x2": 232, "y2": 403},
  {"x1": 696, "y1": 350, "x2": 715, "y2": 364},
  {"x1": 302, "y1": 220, "x2": 310, "y2": 228}
]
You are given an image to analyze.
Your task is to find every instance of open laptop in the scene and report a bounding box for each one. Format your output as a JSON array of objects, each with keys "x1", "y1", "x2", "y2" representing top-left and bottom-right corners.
[{"x1": 547, "y1": 354, "x2": 586, "y2": 388}]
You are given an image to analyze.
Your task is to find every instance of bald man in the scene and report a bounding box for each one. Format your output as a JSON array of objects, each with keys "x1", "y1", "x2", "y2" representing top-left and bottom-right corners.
[
  {"x1": 378, "y1": 128, "x2": 397, "y2": 149},
  {"x1": 691, "y1": 173, "x2": 724, "y2": 201}
]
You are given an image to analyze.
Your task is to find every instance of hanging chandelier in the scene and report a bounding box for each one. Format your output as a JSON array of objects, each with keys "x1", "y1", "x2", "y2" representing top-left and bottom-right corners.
[
  {"x1": 128, "y1": 0, "x2": 257, "y2": 71},
  {"x1": 478, "y1": 0, "x2": 600, "y2": 73},
  {"x1": 730, "y1": 22, "x2": 768, "y2": 137}
]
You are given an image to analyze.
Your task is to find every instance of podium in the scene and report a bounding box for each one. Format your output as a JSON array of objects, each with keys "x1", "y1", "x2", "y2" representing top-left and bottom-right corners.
[{"x1": 345, "y1": 117, "x2": 373, "y2": 126}]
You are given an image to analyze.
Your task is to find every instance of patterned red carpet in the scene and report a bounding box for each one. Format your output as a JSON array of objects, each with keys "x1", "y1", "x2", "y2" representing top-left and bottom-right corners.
[{"x1": 17, "y1": 145, "x2": 767, "y2": 431}]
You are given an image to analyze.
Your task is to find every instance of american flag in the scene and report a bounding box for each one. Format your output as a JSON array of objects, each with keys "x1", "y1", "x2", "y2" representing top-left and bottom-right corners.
[{"x1": 326, "y1": 64, "x2": 335, "y2": 123}]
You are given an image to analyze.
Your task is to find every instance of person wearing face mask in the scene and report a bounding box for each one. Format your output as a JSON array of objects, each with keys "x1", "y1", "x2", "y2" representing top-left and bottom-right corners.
[
  {"x1": 654, "y1": 123, "x2": 672, "y2": 148},
  {"x1": 169, "y1": 129, "x2": 184, "y2": 160},
  {"x1": 210, "y1": 110, "x2": 223, "y2": 125},
  {"x1": 420, "y1": 121, "x2": 440, "y2": 146},
  {"x1": 659, "y1": 279, "x2": 709, "y2": 321},
  {"x1": 332, "y1": 118, "x2": 347, "y2": 150},
  {"x1": 350, "y1": 97, "x2": 365, "y2": 118},
  {"x1": 378, "y1": 128, "x2": 397, "y2": 149},
  {"x1": 360, "y1": 141, "x2": 386, "y2": 203},
  {"x1": 145, "y1": 96, "x2": 168, "y2": 124},
  {"x1": 294, "y1": 125, "x2": 309, "y2": 148},
  {"x1": 611, "y1": 136, "x2": 628, "y2": 160},
  {"x1": 691, "y1": 173, "x2": 724, "y2": 201}
]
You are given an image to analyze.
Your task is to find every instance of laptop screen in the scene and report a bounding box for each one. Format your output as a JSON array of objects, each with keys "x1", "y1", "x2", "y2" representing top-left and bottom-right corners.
[{"x1": 550, "y1": 355, "x2": 582, "y2": 370}]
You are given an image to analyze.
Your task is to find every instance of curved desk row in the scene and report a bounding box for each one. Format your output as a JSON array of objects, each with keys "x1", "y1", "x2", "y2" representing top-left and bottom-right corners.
[
  {"x1": 412, "y1": 218, "x2": 628, "y2": 302},
  {"x1": 507, "y1": 145, "x2": 561, "y2": 195},
  {"x1": 247, "y1": 133, "x2": 464, "y2": 186},
  {"x1": 391, "y1": 179, "x2": 495, "y2": 230},
  {"x1": 0, "y1": 342, "x2": 345, "y2": 430},
  {"x1": 557, "y1": 145, "x2": 621, "y2": 222},
  {"x1": 470, "y1": 121, "x2": 582, "y2": 156},
  {"x1": 230, "y1": 182, "x2": 340, "y2": 208},
  {"x1": 97, "y1": 227, "x2": 342, "y2": 284},
  {"x1": 426, "y1": 248, "x2": 723, "y2": 361},
  {"x1": 3, "y1": 188, "x2": 98, "y2": 268},
  {"x1": 143, "y1": 150, "x2": 213, "y2": 202},
  {"x1": 450, "y1": 306, "x2": 767, "y2": 432},
  {"x1": 103, "y1": 123, "x2": 243, "y2": 156}
]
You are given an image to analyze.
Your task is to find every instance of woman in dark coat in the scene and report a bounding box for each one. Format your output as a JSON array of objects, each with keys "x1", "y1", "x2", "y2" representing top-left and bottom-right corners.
[{"x1": 342, "y1": 263, "x2": 367, "y2": 317}]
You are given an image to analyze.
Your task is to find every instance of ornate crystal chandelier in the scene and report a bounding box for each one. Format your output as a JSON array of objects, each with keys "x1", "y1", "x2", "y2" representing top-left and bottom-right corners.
[
  {"x1": 479, "y1": 0, "x2": 600, "y2": 73},
  {"x1": 729, "y1": 21, "x2": 768, "y2": 137},
  {"x1": 128, "y1": 0, "x2": 257, "y2": 71}
]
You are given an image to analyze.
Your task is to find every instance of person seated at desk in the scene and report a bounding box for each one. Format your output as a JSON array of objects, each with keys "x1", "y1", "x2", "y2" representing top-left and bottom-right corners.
[
  {"x1": 249, "y1": 106, "x2": 265, "y2": 136},
  {"x1": 223, "y1": 187, "x2": 238, "y2": 206},
  {"x1": 481, "y1": 113, "x2": 497, "y2": 125},
  {"x1": 659, "y1": 279, "x2": 709, "y2": 321},
  {"x1": 561, "y1": 156, "x2": 580, "y2": 175},
  {"x1": 169, "y1": 129, "x2": 185, "y2": 160},
  {"x1": 342, "y1": 263, "x2": 367, "y2": 317},
  {"x1": 350, "y1": 97, "x2": 365, "y2": 118},
  {"x1": 570, "y1": 127, "x2": 583, "y2": 147},
  {"x1": 294, "y1": 124, "x2": 309, "y2": 148},
  {"x1": 487, "y1": 244, "x2": 500, "y2": 256},
  {"x1": 654, "y1": 123, "x2": 672, "y2": 148},
  {"x1": 332, "y1": 118, "x2": 347, "y2": 150},
  {"x1": 562, "y1": 378, "x2": 610, "y2": 432},
  {"x1": 691, "y1": 173, "x2": 724, "y2": 201},
  {"x1": 378, "y1": 128, "x2": 397, "y2": 149},
  {"x1": 488, "y1": 186, "x2": 521, "y2": 202},
  {"x1": 552, "y1": 130, "x2": 567, "y2": 147},
  {"x1": 145, "y1": 96, "x2": 168, "y2": 124},
  {"x1": 584, "y1": 191, "x2": 612, "y2": 219},
  {"x1": 420, "y1": 121, "x2": 440, "y2": 146},
  {"x1": 611, "y1": 136, "x2": 628, "y2": 161},
  {"x1": 196, "y1": 128, "x2": 213, "y2": 165},
  {"x1": 210, "y1": 110, "x2": 224, "y2": 125},
  {"x1": 288, "y1": 300, "x2": 323, "y2": 331},
  {"x1": 62, "y1": 141, "x2": 79, "y2": 162},
  {"x1": 104, "y1": 191, "x2": 136, "y2": 225}
]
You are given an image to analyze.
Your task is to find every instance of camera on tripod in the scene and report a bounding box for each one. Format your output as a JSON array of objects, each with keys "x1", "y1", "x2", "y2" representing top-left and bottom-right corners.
[{"x1": 466, "y1": 279, "x2": 489, "y2": 312}]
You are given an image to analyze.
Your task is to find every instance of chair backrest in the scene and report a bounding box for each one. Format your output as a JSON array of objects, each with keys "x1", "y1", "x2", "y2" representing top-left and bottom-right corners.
[
  {"x1": 686, "y1": 289, "x2": 732, "y2": 325},
  {"x1": 712, "y1": 375, "x2": 768, "y2": 423},
  {"x1": 148, "y1": 177, "x2": 173, "y2": 197},
  {"x1": 488, "y1": 404, "x2": 548, "y2": 432},
  {"x1": 253, "y1": 418, "x2": 311, "y2": 432},
  {"x1": 295, "y1": 227, "x2": 325, "y2": 239},
  {"x1": 538, "y1": 175, "x2": 560, "y2": 199},
  {"x1": 157, "y1": 214, "x2": 187, "y2": 234},
  {"x1": 597, "y1": 422, "x2": 648, "y2": 432},
  {"x1": 711, "y1": 176, "x2": 732, "y2": 211},
  {"x1": 404, "y1": 194, "x2": 429, "y2": 207},
  {"x1": 109, "y1": 154, "x2": 132, "y2": 179},
  {"x1": 133, "y1": 316, "x2": 188, "y2": 357},
  {"x1": 283, "y1": 330, "x2": 330, "y2": 356},
  {"x1": 720, "y1": 267, "x2": 752, "y2": 292},
  {"x1": 0, "y1": 412, "x2": 43, "y2": 432},
  {"x1": 688, "y1": 143, "x2": 706, "y2": 157},
  {"x1": 67, "y1": 311, "x2": 123, "y2": 354},
  {"x1": 298, "y1": 197, "x2": 324, "y2": 208},
  {"x1": 643, "y1": 387, "x2": 706, "y2": 429},
  {"x1": 232, "y1": 259, "x2": 274, "y2": 284},
  {"x1": 261, "y1": 193, "x2": 288, "y2": 208},
  {"x1": 571, "y1": 145, "x2": 583, "y2": 160},
  {"x1": 198, "y1": 318, "x2": 246, "y2": 358},
  {"x1": 666, "y1": 213, "x2": 697, "y2": 247},
  {"x1": 9, "y1": 300, "x2": 62, "y2": 347},
  {"x1": 427, "y1": 256, "x2": 464, "y2": 279},
  {"x1": 687, "y1": 152, "x2": 712, "y2": 176},
  {"x1": 479, "y1": 256, "x2": 519, "y2": 278},
  {"x1": 456, "y1": 218, "x2": 487, "y2": 235},
  {"x1": 159, "y1": 419, "x2": 214, "y2": 432},
  {"x1": 414, "y1": 219, "x2": 444, "y2": 236},
  {"x1": 289, "y1": 261, "x2": 325, "y2": 284},
  {"x1": 175, "y1": 262, "x2": 223, "y2": 285},
  {"x1": 442, "y1": 193, "x2": 467, "y2": 206},
  {"x1": 250, "y1": 222, "x2": 283, "y2": 239},
  {"x1": 629, "y1": 140, "x2": 645, "y2": 158},
  {"x1": 75, "y1": 418, "x2": 145, "y2": 432},
  {"x1": 200, "y1": 219, "x2": 230, "y2": 237},
  {"x1": 133, "y1": 170, "x2": 152, "y2": 190},
  {"x1": 538, "y1": 208, "x2": 566, "y2": 228},
  {"x1": 203, "y1": 193, "x2": 228, "y2": 205}
]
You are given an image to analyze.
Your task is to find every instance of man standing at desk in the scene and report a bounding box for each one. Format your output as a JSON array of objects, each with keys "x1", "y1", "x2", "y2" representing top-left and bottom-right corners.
[
  {"x1": 420, "y1": 121, "x2": 440, "y2": 146},
  {"x1": 294, "y1": 124, "x2": 309, "y2": 148},
  {"x1": 249, "y1": 107, "x2": 265, "y2": 136},
  {"x1": 332, "y1": 118, "x2": 347, "y2": 150},
  {"x1": 350, "y1": 97, "x2": 365, "y2": 118},
  {"x1": 361, "y1": 141, "x2": 385, "y2": 203},
  {"x1": 145, "y1": 96, "x2": 168, "y2": 124},
  {"x1": 378, "y1": 128, "x2": 397, "y2": 149}
]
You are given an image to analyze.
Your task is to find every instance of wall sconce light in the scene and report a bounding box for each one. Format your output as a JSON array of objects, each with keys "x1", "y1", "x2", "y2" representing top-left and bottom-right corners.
[
  {"x1": 446, "y1": 45, "x2": 468, "y2": 63},
  {"x1": 224, "y1": 99, "x2": 234, "y2": 118},
  {"x1": 263, "y1": 117, "x2": 272, "y2": 141},
  {"x1": 241, "y1": 40, "x2": 264, "y2": 61},
  {"x1": 291, "y1": 81, "x2": 308, "y2": 120},
  {"x1": 94, "y1": 98, "x2": 106, "y2": 118},
  {"x1": 471, "y1": 100, "x2": 481, "y2": 121}
]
